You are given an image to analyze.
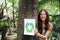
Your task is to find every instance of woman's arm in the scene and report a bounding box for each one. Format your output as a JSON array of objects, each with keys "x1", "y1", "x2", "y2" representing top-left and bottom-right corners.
[{"x1": 35, "y1": 23, "x2": 53, "y2": 39}]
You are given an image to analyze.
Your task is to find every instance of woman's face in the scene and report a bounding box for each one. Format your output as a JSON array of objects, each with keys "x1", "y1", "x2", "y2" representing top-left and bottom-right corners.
[{"x1": 40, "y1": 11, "x2": 47, "y2": 21}]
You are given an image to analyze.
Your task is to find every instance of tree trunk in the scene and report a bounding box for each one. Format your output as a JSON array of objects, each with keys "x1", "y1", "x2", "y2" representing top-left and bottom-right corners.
[{"x1": 17, "y1": 0, "x2": 38, "y2": 40}]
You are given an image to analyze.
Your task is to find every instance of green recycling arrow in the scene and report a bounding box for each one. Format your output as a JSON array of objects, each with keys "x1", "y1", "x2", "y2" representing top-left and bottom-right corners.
[{"x1": 25, "y1": 22, "x2": 34, "y2": 32}]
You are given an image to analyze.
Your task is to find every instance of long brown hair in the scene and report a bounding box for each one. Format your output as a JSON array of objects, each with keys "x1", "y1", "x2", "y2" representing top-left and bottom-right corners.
[{"x1": 38, "y1": 9, "x2": 49, "y2": 34}]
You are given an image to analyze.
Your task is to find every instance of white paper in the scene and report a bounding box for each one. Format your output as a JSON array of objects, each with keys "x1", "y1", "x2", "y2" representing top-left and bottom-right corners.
[{"x1": 24, "y1": 19, "x2": 35, "y2": 36}]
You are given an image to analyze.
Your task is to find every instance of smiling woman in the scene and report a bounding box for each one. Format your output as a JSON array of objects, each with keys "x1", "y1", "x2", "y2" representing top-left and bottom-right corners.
[{"x1": 34, "y1": 9, "x2": 53, "y2": 40}]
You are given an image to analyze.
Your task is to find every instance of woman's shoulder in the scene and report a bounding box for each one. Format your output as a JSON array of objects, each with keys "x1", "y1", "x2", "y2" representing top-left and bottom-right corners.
[
  {"x1": 49, "y1": 22, "x2": 53, "y2": 27},
  {"x1": 48, "y1": 22, "x2": 53, "y2": 30}
]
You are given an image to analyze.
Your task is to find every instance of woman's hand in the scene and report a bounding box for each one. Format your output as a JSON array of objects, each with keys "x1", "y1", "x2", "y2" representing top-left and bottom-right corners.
[{"x1": 34, "y1": 28, "x2": 38, "y2": 35}]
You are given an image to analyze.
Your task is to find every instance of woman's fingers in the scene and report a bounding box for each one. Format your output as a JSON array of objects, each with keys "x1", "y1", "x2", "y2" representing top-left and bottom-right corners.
[{"x1": 34, "y1": 28, "x2": 38, "y2": 35}]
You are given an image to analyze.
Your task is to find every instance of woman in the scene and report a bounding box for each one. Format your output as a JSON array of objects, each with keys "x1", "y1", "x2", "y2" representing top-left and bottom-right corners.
[{"x1": 34, "y1": 9, "x2": 53, "y2": 40}]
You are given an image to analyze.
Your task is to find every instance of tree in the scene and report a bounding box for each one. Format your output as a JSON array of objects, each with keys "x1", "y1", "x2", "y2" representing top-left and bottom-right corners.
[{"x1": 17, "y1": 0, "x2": 38, "y2": 40}]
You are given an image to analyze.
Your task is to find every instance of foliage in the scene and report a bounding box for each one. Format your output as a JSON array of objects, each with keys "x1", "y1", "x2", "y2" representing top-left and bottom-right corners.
[{"x1": 38, "y1": 0, "x2": 59, "y2": 15}]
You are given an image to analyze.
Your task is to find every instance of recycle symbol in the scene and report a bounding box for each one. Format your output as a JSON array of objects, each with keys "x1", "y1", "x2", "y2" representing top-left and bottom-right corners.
[{"x1": 25, "y1": 22, "x2": 34, "y2": 32}]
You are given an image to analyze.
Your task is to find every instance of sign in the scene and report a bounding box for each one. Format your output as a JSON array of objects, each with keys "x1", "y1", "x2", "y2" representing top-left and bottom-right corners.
[{"x1": 24, "y1": 19, "x2": 35, "y2": 36}]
